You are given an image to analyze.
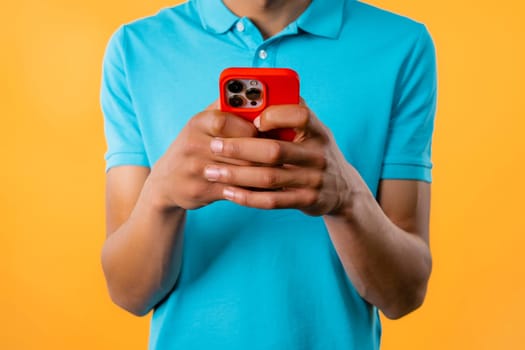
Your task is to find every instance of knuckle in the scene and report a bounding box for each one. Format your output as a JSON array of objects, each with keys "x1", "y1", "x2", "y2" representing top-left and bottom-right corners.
[
  {"x1": 187, "y1": 158, "x2": 202, "y2": 175},
  {"x1": 305, "y1": 190, "x2": 319, "y2": 207},
  {"x1": 239, "y1": 193, "x2": 250, "y2": 207},
  {"x1": 266, "y1": 141, "x2": 283, "y2": 164},
  {"x1": 261, "y1": 170, "x2": 279, "y2": 188},
  {"x1": 263, "y1": 196, "x2": 278, "y2": 209},
  {"x1": 185, "y1": 183, "x2": 204, "y2": 201},
  {"x1": 181, "y1": 139, "x2": 201, "y2": 157},
  {"x1": 188, "y1": 112, "x2": 206, "y2": 129},
  {"x1": 223, "y1": 140, "x2": 240, "y2": 157},
  {"x1": 236, "y1": 192, "x2": 247, "y2": 206},
  {"x1": 295, "y1": 105, "x2": 310, "y2": 126},
  {"x1": 210, "y1": 113, "x2": 228, "y2": 135},
  {"x1": 310, "y1": 172, "x2": 324, "y2": 189}
]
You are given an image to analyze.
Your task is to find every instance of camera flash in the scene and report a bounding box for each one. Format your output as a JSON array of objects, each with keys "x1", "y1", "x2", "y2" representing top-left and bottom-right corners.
[{"x1": 250, "y1": 80, "x2": 257, "y2": 86}]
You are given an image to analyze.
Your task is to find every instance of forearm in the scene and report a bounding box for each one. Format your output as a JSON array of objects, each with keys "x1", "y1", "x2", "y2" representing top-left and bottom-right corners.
[
  {"x1": 323, "y1": 168, "x2": 432, "y2": 319},
  {"x1": 101, "y1": 177, "x2": 186, "y2": 316}
]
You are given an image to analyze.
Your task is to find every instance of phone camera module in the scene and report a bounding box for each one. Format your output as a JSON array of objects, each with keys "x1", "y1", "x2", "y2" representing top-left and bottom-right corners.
[
  {"x1": 228, "y1": 95, "x2": 245, "y2": 107},
  {"x1": 245, "y1": 88, "x2": 261, "y2": 101},
  {"x1": 227, "y1": 80, "x2": 244, "y2": 93}
]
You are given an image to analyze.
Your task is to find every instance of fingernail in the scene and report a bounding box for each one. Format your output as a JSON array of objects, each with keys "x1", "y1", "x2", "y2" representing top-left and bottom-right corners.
[
  {"x1": 210, "y1": 138, "x2": 223, "y2": 153},
  {"x1": 253, "y1": 116, "x2": 261, "y2": 129},
  {"x1": 204, "y1": 166, "x2": 221, "y2": 181},
  {"x1": 223, "y1": 188, "x2": 235, "y2": 200}
]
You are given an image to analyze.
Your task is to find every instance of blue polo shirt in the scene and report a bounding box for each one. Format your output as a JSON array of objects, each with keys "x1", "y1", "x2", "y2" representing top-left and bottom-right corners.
[{"x1": 101, "y1": 0, "x2": 437, "y2": 349}]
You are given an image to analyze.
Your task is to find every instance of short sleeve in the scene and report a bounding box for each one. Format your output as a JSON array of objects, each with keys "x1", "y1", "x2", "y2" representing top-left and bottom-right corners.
[
  {"x1": 380, "y1": 25, "x2": 437, "y2": 183},
  {"x1": 100, "y1": 26, "x2": 150, "y2": 172}
]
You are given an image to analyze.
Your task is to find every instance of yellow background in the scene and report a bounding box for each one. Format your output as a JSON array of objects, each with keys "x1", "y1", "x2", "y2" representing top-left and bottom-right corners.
[{"x1": 2, "y1": 0, "x2": 524, "y2": 348}]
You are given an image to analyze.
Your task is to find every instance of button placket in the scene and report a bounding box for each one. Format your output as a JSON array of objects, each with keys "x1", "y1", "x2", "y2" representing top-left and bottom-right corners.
[
  {"x1": 253, "y1": 45, "x2": 274, "y2": 67},
  {"x1": 235, "y1": 21, "x2": 245, "y2": 32},
  {"x1": 233, "y1": 18, "x2": 264, "y2": 52},
  {"x1": 258, "y1": 49, "x2": 268, "y2": 60}
]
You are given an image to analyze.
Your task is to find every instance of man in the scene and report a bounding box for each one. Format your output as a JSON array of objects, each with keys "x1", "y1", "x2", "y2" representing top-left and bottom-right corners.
[{"x1": 100, "y1": 0, "x2": 436, "y2": 348}]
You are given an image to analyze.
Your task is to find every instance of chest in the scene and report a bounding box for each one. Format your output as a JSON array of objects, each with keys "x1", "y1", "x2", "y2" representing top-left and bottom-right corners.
[{"x1": 126, "y1": 33, "x2": 399, "y2": 194}]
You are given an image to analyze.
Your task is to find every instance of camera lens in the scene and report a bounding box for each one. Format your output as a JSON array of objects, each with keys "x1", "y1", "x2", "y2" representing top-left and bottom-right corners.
[
  {"x1": 227, "y1": 80, "x2": 244, "y2": 93},
  {"x1": 228, "y1": 95, "x2": 245, "y2": 107},
  {"x1": 245, "y1": 88, "x2": 261, "y2": 100}
]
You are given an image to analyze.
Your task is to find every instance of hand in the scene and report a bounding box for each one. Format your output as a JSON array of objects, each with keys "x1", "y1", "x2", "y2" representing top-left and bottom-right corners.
[
  {"x1": 204, "y1": 102, "x2": 355, "y2": 216},
  {"x1": 148, "y1": 101, "x2": 257, "y2": 210}
]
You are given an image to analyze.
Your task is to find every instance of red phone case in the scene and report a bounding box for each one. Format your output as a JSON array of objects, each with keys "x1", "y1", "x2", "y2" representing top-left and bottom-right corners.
[{"x1": 219, "y1": 67, "x2": 300, "y2": 141}]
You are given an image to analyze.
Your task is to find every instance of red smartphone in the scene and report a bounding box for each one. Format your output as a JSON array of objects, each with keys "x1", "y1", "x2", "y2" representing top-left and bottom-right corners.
[{"x1": 219, "y1": 67, "x2": 300, "y2": 141}]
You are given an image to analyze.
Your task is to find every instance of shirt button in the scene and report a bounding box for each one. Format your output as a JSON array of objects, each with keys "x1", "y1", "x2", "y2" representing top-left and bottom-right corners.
[
  {"x1": 236, "y1": 22, "x2": 245, "y2": 32},
  {"x1": 258, "y1": 49, "x2": 268, "y2": 60}
]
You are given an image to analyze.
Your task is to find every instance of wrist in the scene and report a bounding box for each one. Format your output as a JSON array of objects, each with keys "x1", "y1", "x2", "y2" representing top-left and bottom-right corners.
[
  {"x1": 142, "y1": 174, "x2": 183, "y2": 215},
  {"x1": 326, "y1": 166, "x2": 372, "y2": 221},
  {"x1": 327, "y1": 185, "x2": 366, "y2": 219}
]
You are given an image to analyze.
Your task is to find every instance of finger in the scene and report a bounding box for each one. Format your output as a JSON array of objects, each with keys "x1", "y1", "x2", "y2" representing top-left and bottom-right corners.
[
  {"x1": 297, "y1": 99, "x2": 329, "y2": 137},
  {"x1": 222, "y1": 186, "x2": 318, "y2": 210},
  {"x1": 256, "y1": 103, "x2": 329, "y2": 143},
  {"x1": 175, "y1": 175, "x2": 230, "y2": 208},
  {"x1": 203, "y1": 164, "x2": 323, "y2": 189},
  {"x1": 210, "y1": 137, "x2": 326, "y2": 168},
  {"x1": 255, "y1": 104, "x2": 310, "y2": 132},
  {"x1": 193, "y1": 110, "x2": 257, "y2": 138}
]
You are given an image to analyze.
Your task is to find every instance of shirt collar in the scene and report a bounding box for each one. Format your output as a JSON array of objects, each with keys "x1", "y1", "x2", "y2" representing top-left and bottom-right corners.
[
  {"x1": 193, "y1": 0, "x2": 239, "y2": 34},
  {"x1": 194, "y1": 0, "x2": 347, "y2": 39},
  {"x1": 297, "y1": 0, "x2": 346, "y2": 39}
]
